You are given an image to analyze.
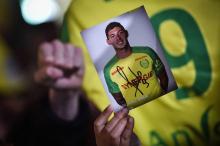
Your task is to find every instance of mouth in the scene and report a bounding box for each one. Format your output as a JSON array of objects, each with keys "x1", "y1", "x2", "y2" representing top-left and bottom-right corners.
[{"x1": 117, "y1": 41, "x2": 124, "y2": 45}]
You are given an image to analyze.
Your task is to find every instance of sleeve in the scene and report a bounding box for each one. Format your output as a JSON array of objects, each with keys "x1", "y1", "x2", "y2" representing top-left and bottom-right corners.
[
  {"x1": 146, "y1": 47, "x2": 165, "y2": 76},
  {"x1": 104, "y1": 64, "x2": 120, "y2": 93},
  {"x1": 153, "y1": 56, "x2": 164, "y2": 76}
]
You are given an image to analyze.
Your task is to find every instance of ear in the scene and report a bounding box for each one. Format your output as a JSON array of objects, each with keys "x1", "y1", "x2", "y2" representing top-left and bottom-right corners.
[
  {"x1": 125, "y1": 30, "x2": 128, "y2": 38},
  {"x1": 106, "y1": 39, "x2": 112, "y2": 45}
]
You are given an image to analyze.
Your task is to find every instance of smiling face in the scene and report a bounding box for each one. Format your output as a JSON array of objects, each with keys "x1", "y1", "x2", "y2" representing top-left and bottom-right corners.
[{"x1": 106, "y1": 26, "x2": 128, "y2": 50}]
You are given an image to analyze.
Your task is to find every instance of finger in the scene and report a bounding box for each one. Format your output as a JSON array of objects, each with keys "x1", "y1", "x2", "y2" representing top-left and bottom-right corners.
[
  {"x1": 70, "y1": 75, "x2": 83, "y2": 88},
  {"x1": 39, "y1": 42, "x2": 54, "y2": 66},
  {"x1": 73, "y1": 48, "x2": 84, "y2": 68},
  {"x1": 64, "y1": 44, "x2": 74, "y2": 68},
  {"x1": 52, "y1": 40, "x2": 65, "y2": 66},
  {"x1": 54, "y1": 76, "x2": 82, "y2": 90},
  {"x1": 53, "y1": 78, "x2": 72, "y2": 89},
  {"x1": 34, "y1": 66, "x2": 63, "y2": 83},
  {"x1": 104, "y1": 108, "x2": 128, "y2": 132},
  {"x1": 73, "y1": 48, "x2": 84, "y2": 77},
  {"x1": 110, "y1": 117, "x2": 128, "y2": 138},
  {"x1": 121, "y1": 116, "x2": 134, "y2": 146},
  {"x1": 94, "y1": 105, "x2": 113, "y2": 133}
]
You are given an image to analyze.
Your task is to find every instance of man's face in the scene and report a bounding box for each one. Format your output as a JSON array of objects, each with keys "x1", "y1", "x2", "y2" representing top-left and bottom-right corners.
[{"x1": 106, "y1": 27, "x2": 127, "y2": 50}]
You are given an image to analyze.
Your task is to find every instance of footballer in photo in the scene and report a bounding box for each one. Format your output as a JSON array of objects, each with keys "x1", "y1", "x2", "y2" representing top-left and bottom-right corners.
[{"x1": 81, "y1": 6, "x2": 178, "y2": 111}]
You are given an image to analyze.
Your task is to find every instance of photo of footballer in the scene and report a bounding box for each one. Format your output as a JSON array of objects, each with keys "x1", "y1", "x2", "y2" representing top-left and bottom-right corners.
[
  {"x1": 81, "y1": 6, "x2": 177, "y2": 111},
  {"x1": 104, "y1": 21, "x2": 168, "y2": 108}
]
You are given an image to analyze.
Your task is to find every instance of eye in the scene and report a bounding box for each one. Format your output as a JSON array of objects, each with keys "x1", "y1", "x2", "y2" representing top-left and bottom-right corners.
[
  {"x1": 110, "y1": 34, "x2": 115, "y2": 39},
  {"x1": 119, "y1": 31, "x2": 125, "y2": 35}
]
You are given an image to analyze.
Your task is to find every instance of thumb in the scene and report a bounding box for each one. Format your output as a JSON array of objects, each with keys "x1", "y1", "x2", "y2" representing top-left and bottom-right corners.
[{"x1": 34, "y1": 66, "x2": 63, "y2": 83}]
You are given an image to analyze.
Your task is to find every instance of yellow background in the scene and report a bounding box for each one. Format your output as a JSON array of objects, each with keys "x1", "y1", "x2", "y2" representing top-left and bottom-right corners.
[{"x1": 65, "y1": 0, "x2": 220, "y2": 145}]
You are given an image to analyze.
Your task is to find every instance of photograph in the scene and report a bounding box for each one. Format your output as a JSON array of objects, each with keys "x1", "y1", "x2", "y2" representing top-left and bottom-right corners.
[{"x1": 81, "y1": 6, "x2": 178, "y2": 111}]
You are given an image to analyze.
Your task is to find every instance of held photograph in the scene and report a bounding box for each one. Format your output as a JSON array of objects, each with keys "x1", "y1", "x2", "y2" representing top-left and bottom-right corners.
[{"x1": 81, "y1": 6, "x2": 178, "y2": 111}]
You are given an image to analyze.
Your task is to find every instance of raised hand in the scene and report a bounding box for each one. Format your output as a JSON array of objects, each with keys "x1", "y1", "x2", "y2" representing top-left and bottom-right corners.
[
  {"x1": 94, "y1": 106, "x2": 134, "y2": 146},
  {"x1": 34, "y1": 39, "x2": 84, "y2": 90}
]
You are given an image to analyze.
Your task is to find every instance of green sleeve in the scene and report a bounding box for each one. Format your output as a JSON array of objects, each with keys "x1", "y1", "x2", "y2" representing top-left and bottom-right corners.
[{"x1": 104, "y1": 57, "x2": 120, "y2": 93}]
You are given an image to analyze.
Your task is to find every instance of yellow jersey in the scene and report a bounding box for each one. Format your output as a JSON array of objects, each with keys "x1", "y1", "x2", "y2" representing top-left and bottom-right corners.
[
  {"x1": 61, "y1": 0, "x2": 220, "y2": 145},
  {"x1": 104, "y1": 47, "x2": 164, "y2": 109}
]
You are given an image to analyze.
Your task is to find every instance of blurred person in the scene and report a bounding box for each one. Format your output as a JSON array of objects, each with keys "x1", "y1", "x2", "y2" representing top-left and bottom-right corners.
[
  {"x1": 9, "y1": 39, "x2": 139, "y2": 146},
  {"x1": 1, "y1": 1, "x2": 139, "y2": 146},
  {"x1": 9, "y1": 39, "x2": 99, "y2": 146}
]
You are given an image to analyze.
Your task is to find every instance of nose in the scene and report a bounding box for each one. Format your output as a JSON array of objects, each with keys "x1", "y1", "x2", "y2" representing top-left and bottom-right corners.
[{"x1": 116, "y1": 34, "x2": 122, "y2": 40}]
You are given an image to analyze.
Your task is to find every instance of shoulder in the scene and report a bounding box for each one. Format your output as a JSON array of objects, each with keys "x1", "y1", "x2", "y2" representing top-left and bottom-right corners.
[
  {"x1": 104, "y1": 56, "x2": 118, "y2": 73},
  {"x1": 132, "y1": 46, "x2": 156, "y2": 54},
  {"x1": 132, "y1": 46, "x2": 158, "y2": 59}
]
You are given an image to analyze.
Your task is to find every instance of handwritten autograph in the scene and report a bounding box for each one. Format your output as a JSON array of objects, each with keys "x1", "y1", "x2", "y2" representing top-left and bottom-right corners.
[{"x1": 116, "y1": 66, "x2": 149, "y2": 97}]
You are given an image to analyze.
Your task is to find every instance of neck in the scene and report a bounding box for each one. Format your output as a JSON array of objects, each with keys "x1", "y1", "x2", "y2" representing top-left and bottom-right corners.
[{"x1": 115, "y1": 45, "x2": 132, "y2": 59}]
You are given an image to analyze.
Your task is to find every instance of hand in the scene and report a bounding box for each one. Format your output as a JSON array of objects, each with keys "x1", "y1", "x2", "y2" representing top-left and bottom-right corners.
[
  {"x1": 94, "y1": 105, "x2": 134, "y2": 146},
  {"x1": 34, "y1": 39, "x2": 84, "y2": 90}
]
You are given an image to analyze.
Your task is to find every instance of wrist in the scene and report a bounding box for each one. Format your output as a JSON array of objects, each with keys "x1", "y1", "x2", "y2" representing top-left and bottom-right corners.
[
  {"x1": 49, "y1": 88, "x2": 81, "y2": 99},
  {"x1": 49, "y1": 88, "x2": 81, "y2": 121}
]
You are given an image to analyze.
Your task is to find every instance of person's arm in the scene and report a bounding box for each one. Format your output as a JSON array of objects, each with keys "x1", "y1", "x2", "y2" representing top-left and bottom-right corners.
[
  {"x1": 34, "y1": 39, "x2": 84, "y2": 121},
  {"x1": 148, "y1": 48, "x2": 168, "y2": 93},
  {"x1": 94, "y1": 105, "x2": 135, "y2": 146},
  {"x1": 112, "y1": 92, "x2": 127, "y2": 107},
  {"x1": 157, "y1": 68, "x2": 168, "y2": 92},
  {"x1": 103, "y1": 65, "x2": 127, "y2": 107}
]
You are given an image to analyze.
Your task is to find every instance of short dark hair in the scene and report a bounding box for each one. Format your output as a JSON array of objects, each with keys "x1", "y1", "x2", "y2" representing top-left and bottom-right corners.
[{"x1": 105, "y1": 22, "x2": 126, "y2": 38}]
